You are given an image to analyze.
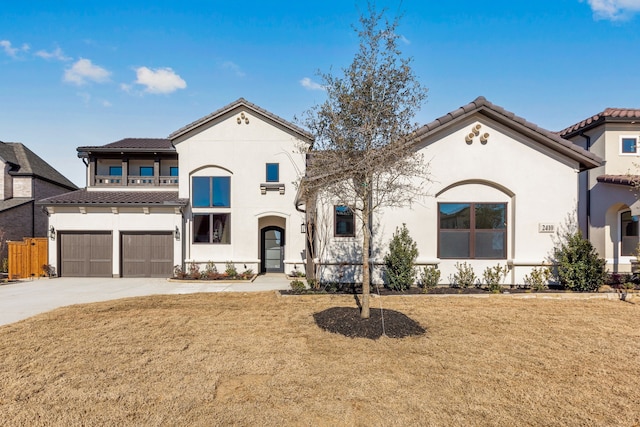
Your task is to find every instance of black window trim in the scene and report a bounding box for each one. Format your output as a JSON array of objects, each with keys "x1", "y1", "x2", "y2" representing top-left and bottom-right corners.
[{"x1": 334, "y1": 205, "x2": 355, "y2": 237}]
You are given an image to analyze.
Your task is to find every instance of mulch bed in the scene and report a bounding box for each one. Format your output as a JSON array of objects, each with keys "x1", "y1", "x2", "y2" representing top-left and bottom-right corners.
[{"x1": 313, "y1": 306, "x2": 426, "y2": 340}]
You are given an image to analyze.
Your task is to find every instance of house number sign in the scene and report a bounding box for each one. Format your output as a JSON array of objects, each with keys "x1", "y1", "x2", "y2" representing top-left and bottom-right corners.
[{"x1": 538, "y1": 223, "x2": 555, "y2": 233}]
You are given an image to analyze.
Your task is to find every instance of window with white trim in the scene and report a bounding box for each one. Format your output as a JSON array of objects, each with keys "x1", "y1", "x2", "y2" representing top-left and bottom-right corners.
[{"x1": 620, "y1": 136, "x2": 639, "y2": 155}]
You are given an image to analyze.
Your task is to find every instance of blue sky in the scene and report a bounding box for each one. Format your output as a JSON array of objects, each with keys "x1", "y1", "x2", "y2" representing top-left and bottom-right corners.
[{"x1": 2, "y1": 0, "x2": 640, "y2": 186}]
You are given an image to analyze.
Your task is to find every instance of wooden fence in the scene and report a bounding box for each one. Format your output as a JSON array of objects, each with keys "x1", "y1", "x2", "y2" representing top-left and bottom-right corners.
[{"x1": 8, "y1": 238, "x2": 49, "y2": 280}]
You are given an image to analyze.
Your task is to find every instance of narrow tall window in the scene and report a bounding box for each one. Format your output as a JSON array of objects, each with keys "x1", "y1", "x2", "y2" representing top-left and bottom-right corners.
[
  {"x1": 335, "y1": 205, "x2": 355, "y2": 237},
  {"x1": 169, "y1": 166, "x2": 179, "y2": 177},
  {"x1": 266, "y1": 163, "x2": 279, "y2": 182}
]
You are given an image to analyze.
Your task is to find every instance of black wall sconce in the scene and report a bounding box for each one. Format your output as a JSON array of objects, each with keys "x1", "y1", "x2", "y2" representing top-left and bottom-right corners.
[
  {"x1": 174, "y1": 226, "x2": 180, "y2": 241},
  {"x1": 49, "y1": 226, "x2": 55, "y2": 240},
  {"x1": 300, "y1": 222, "x2": 306, "y2": 234}
]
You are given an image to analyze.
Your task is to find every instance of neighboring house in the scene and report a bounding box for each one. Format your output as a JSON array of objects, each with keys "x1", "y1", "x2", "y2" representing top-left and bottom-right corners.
[
  {"x1": 297, "y1": 97, "x2": 602, "y2": 286},
  {"x1": 0, "y1": 141, "x2": 77, "y2": 261},
  {"x1": 39, "y1": 99, "x2": 311, "y2": 277},
  {"x1": 559, "y1": 108, "x2": 640, "y2": 273}
]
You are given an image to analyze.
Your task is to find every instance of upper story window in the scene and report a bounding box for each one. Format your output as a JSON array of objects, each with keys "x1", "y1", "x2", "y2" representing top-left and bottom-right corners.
[
  {"x1": 192, "y1": 176, "x2": 230, "y2": 207},
  {"x1": 335, "y1": 205, "x2": 355, "y2": 237},
  {"x1": 109, "y1": 166, "x2": 122, "y2": 176},
  {"x1": 621, "y1": 136, "x2": 638, "y2": 154},
  {"x1": 169, "y1": 167, "x2": 179, "y2": 177},
  {"x1": 139, "y1": 166, "x2": 154, "y2": 177},
  {"x1": 266, "y1": 163, "x2": 279, "y2": 182},
  {"x1": 439, "y1": 203, "x2": 506, "y2": 259}
]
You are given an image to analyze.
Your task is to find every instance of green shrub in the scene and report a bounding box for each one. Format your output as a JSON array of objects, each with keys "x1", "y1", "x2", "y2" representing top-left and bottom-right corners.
[
  {"x1": 383, "y1": 224, "x2": 418, "y2": 291},
  {"x1": 419, "y1": 265, "x2": 441, "y2": 292},
  {"x1": 225, "y1": 262, "x2": 238, "y2": 278},
  {"x1": 307, "y1": 278, "x2": 319, "y2": 290},
  {"x1": 188, "y1": 263, "x2": 201, "y2": 280},
  {"x1": 552, "y1": 232, "x2": 606, "y2": 292},
  {"x1": 523, "y1": 266, "x2": 551, "y2": 291},
  {"x1": 482, "y1": 264, "x2": 507, "y2": 293},
  {"x1": 1, "y1": 258, "x2": 7, "y2": 273},
  {"x1": 290, "y1": 279, "x2": 306, "y2": 293},
  {"x1": 201, "y1": 261, "x2": 219, "y2": 280},
  {"x1": 452, "y1": 262, "x2": 476, "y2": 288}
]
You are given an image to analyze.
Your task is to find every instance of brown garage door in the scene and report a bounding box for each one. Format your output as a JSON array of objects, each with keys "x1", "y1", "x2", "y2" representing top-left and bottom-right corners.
[
  {"x1": 121, "y1": 233, "x2": 173, "y2": 278},
  {"x1": 60, "y1": 232, "x2": 112, "y2": 277}
]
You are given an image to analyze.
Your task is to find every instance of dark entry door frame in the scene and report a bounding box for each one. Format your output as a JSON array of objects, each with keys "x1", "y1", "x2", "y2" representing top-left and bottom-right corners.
[{"x1": 261, "y1": 226, "x2": 285, "y2": 273}]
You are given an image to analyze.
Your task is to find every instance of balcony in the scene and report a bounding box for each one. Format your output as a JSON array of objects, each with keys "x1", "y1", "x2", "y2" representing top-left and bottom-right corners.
[{"x1": 95, "y1": 175, "x2": 178, "y2": 187}]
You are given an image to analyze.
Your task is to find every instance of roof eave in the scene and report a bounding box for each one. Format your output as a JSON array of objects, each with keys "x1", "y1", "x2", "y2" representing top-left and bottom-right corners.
[{"x1": 169, "y1": 98, "x2": 313, "y2": 143}]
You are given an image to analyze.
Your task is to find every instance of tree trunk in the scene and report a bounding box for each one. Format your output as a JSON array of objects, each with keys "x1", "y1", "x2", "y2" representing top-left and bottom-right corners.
[{"x1": 361, "y1": 189, "x2": 371, "y2": 319}]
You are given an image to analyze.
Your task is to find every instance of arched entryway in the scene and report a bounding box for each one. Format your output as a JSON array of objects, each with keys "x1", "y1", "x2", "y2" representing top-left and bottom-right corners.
[{"x1": 261, "y1": 226, "x2": 285, "y2": 273}]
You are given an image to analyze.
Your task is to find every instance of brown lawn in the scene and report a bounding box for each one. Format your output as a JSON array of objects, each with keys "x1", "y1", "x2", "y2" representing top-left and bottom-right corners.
[{"x1": 0, "y1": 292, "x2": 638, "y2": 426}]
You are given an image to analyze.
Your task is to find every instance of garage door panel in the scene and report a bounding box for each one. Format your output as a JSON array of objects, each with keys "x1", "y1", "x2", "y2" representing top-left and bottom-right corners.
[
  {"x1": 122, "y1": 233, "x2": 173, "y2": 278},
  {"x1": 60, "y1": 233, "x2": 112, "y2": 277}
]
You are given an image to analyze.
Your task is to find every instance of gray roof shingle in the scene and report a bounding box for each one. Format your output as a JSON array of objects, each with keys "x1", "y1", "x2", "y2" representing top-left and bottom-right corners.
[
  {"x1": 0, "y1": 141, "x2": 77, "y2": 190},
  {"x1": 77, "y1": 138, "x2": 174, "y2": 154},
  {"x1": 37, "y1": 189, "x2": 188, "y2": 206}
]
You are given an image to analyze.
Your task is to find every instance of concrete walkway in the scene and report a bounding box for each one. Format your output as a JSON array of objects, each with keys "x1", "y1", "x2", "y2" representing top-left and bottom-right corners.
[{"x1": 0, "y1": 274, "x2": 291, "y2": 327}]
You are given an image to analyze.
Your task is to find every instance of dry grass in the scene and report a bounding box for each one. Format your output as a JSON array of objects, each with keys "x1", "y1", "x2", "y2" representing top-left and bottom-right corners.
[{"x1": 0, "y1": 292, "x2": 638, "y2": 426}]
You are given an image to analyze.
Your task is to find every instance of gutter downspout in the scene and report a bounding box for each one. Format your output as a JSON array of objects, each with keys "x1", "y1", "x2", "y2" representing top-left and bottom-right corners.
[{"x1": 580, "y1": 132, "x2": 592, "y2": 240}]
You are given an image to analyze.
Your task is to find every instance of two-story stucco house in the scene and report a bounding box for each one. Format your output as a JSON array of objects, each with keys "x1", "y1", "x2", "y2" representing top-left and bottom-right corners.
[
  {"x1": 559, "y1": 108, "x2": 640, "y2": 273},
  {"x1": 0, "y1": 141, "x2": 77, "y2": 260},
  {"x1": 298, "y1": 97, "x2": 602, "y2": 286},
  {"x1": 39, "y1": 99, "x2": 311, "y2": 277}
]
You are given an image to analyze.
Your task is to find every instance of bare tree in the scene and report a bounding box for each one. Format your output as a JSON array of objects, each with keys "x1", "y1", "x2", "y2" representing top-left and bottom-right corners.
[{"x1": 301, "y1": 4, "x2": 429, "y2": 318}]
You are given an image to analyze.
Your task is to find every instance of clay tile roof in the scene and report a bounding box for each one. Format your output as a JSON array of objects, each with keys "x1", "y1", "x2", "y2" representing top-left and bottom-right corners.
[
  {"x1": 37, "y1": 189, "x2": 188, "y2": 206},
  {"x1": 413, "y1": 96, "x2": 602, "y2": 171},
  {"x1": 558, "y1": 108, "x2": 640, "y2": 137},
  {"x1": 77, "y1": 138, "x2": 174, "y2": 153},
  {"x1": 168, "y1": 98, "x2": 313, "y2": 142},
  {"x1": 596, "y1": 174, "x2": 640, "y2": 187}
]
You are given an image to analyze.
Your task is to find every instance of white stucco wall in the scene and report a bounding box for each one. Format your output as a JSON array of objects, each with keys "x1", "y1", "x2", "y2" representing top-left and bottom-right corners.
[
  {"x1": 316, "y1": 113, "x2": 582, "y2": 286},
  {"x1": 174, "y1": 106, "x2": 309, "y2": 274}
]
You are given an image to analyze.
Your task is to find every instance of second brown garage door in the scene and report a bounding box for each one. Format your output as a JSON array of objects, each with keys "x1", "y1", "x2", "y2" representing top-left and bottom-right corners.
[{"x1": 121, "y1": 233, "x2": 173, "y2": 278}]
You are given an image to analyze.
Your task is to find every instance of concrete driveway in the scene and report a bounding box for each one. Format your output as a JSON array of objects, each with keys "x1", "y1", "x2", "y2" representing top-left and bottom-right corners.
[{"x1": 0, "y1": 275, "x2": 290, "y2": 327}]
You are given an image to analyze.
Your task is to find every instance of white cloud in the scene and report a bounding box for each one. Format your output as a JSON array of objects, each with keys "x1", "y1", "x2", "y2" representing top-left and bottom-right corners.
[
  {"x1": 64, "y1": 58, "x2": 111, "y2": 85},
  {"x1": 35, "y1": 47, "x2": 71, "y2": 61},
  {"x1": 0, "y1": 40, "x2": 29, "y2": 58},
  {"x1": 399, "y1": 35, "x2": 411, "y2": 45},
  {"x1": 134, "y1": 66, "x2": 187, "y2": 94},
  {"x1": 221, "y1": 61, "x2": 246, "y2": 77},
  {"x1": 300, "y1": 77, "x2": 325, "y2": 91},
  {"x1": 584, "y1": 0, "x2": 640, "y2": 20}
]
